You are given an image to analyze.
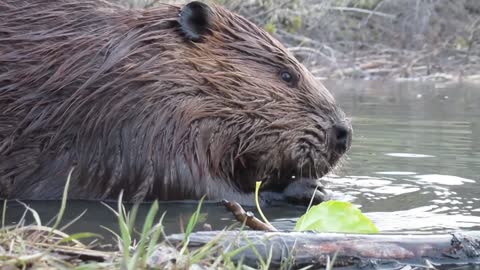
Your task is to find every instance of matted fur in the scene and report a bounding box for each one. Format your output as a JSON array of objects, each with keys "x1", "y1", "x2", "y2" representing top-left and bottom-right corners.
[{"x1": 0, "y1": 0, "x2": 348, "y2": 204}]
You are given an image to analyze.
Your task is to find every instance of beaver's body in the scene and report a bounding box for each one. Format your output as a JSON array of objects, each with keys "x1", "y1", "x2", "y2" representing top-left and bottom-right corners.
[{"x1": 0, "y1": 0, "x2": 351, "y2": 205}]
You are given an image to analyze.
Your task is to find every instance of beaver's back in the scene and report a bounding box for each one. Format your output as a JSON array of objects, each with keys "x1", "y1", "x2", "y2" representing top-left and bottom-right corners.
[{"x1": 0, "y1": 0, "x2": 183, "y2": 199}]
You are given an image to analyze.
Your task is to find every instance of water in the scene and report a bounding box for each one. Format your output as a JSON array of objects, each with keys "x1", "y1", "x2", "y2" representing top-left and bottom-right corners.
[
  {"x1": 326, "y1": 80, "x2": 480, "y2": 233},
  {"x1": 4, "y1": 80, "x2": 480, "y2": 237}
]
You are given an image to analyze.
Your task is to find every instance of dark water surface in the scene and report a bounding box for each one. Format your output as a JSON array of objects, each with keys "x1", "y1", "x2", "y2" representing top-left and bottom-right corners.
[{"x1": 4, "y1": 80, "x2": 480, "y2": 239}]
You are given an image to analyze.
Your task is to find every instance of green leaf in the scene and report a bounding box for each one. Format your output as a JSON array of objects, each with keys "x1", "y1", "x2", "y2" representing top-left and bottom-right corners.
[{"x1": 294, "y1": 200, "x2": 379, "y2": 234}]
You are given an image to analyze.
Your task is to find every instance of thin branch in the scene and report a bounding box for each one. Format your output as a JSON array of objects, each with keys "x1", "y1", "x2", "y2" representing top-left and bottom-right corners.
[
  {"x1": 326, "y1": 6, "x2": 396, "y2": 19},
  {"x1": 222, "y1": 200, "x2": 277, "y2": 232}
]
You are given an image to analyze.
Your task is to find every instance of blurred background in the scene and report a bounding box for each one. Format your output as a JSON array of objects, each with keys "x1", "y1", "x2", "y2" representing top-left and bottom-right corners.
[{"x1": 118, "y1": 0, "x2": 480, "y2": 81}]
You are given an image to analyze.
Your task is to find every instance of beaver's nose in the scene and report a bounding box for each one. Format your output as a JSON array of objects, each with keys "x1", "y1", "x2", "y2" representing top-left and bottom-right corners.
[{"x1": 329, "y1": 123, "x2": 352, "y2": 154}]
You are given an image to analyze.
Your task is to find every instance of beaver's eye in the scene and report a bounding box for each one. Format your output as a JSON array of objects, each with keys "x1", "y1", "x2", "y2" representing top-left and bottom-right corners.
[
  {"x1": 280, "y1": 71, "x2": 293, "y2": 83},
  {"x1": 279, "y1": 69, "x2": 298, "y2": 86}
]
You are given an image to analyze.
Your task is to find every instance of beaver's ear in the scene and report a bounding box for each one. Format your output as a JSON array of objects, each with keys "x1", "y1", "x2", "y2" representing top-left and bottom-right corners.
[{"x1": 179, "y1": 1, "x2": 212, "y2": 42}]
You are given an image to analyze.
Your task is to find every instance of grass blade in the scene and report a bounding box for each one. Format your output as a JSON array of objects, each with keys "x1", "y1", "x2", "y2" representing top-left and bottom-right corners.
[{"x1": 51, "y1": 167, "x2": 74, "y2": 233}]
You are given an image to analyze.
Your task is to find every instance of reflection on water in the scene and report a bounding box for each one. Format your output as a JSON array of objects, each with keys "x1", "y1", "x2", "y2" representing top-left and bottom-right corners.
[
  {"x1": 3, "y1": 80, "x2": 480, "y2": 235},
  {"x1": 327, "y1": 80, "x2": 480, "y2": 233}
]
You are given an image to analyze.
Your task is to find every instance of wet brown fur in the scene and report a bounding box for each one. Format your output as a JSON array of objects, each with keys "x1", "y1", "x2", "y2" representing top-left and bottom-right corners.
[{"x1": 0, "y1": 0, "x2": 347, "y2": 203}]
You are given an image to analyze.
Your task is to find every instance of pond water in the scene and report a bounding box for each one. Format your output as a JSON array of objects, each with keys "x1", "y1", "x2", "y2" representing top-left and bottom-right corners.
[
  {"x1": 326, "y1": 80, "x2": 480, "y2": 233},
  {"x1": 4, "y1": 80, "x2": 480, "y2": 241}
]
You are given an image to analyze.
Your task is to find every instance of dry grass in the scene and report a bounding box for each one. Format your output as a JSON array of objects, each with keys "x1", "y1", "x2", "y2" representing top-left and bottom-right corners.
[
  {"x1": 0, "y1": 197, "x2": 209, "y2": 269},
  {"x1": 0, "y1": 199, "x2": 315, "y2": 270},
  {"x1": 0, "y1": 200, "x2": 115, "y2": 269}
]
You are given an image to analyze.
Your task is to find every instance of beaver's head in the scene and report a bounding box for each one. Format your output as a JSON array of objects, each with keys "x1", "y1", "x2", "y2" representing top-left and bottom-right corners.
[{"x1": 168, "y1": 2, "x2": 352, "y2": 197}]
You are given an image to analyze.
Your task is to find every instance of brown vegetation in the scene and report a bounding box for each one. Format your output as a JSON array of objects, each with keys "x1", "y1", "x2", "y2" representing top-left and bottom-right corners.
[{"x1": 121, "y1": 0, "x2": 480, "y2": 81}]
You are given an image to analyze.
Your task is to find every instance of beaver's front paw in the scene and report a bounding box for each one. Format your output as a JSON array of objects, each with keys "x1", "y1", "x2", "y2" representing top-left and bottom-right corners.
[{"x1": 283, "y1": 179, "x2": 329, "y2": 206}]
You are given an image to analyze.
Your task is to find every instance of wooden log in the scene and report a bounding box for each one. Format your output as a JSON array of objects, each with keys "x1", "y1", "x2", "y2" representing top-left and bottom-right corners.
[{"x1": 167, "y1": 231, "x2": 480, "y2": 269}]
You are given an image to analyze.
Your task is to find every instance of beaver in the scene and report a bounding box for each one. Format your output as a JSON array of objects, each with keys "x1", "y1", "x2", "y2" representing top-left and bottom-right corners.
[{"x1": 0, "y1": 0, "x2": 351, "y2": 206}]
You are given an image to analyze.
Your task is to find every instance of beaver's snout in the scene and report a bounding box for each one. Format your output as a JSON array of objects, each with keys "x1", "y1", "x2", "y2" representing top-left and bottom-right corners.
[{"x1": 328, "y1": 122, "x2": 352, "y2": 156}]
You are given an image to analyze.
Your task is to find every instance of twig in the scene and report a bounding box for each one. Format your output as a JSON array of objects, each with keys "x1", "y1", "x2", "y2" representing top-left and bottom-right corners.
[
  {"x1": 222, "y1": 200, "x2": 277, "y2": 232},
  {"x1": 324, "y1": 6, "x2": 395, "y2": 19},
  {"x1": 247, "y1": 1, "x2": 290, "y2": 21},
  {"x1": 361, "y1": 0, "x2": 388, "y2": 26},
  {"x1": 288, "y1": 47, "x2": 335, "y2": 63}
]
